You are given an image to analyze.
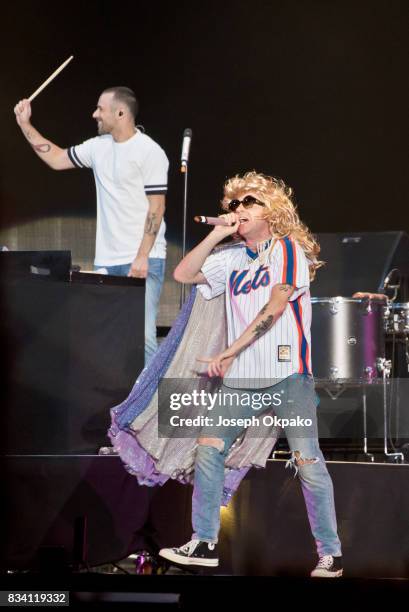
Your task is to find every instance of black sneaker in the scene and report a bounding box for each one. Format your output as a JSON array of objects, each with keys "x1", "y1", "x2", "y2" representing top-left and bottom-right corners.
[
  {"x1": 159, "y1": 539, "x2": 219, "y2": 567},
  {"x1": 310, "y1": 555, "x2": 343, "y2": 578}
]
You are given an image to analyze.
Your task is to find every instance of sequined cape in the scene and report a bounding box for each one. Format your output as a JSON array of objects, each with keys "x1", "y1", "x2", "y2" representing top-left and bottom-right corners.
[{"x1": 109, "y1": 286, "x2": 279, "y2": 506}]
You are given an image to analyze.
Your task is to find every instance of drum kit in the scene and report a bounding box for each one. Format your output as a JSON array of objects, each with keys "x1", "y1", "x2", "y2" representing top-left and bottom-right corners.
[{"x1": 311, "y1": 270, "x2": 408, "y2": 462}]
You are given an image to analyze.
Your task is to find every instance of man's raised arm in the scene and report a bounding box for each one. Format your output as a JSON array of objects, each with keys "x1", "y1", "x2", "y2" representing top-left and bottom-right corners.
[{"x1": 14, "y1": 99, "x2": 74, "y2": 171}]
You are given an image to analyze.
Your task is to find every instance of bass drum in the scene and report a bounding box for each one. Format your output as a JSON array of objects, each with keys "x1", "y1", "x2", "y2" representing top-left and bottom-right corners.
[{"x1": 311, "y1": 297, "x2": 385, "y2": 382}]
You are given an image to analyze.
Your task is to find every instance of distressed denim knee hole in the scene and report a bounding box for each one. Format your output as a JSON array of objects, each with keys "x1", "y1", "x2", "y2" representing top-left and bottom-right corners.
[{"x1": 285, "y1": 450, "x2": 319, "y2": 476}]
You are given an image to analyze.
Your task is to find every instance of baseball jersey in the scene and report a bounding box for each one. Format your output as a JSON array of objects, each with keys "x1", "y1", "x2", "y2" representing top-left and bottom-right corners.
[
  {"x1": 198, "y1": 238, "x2": 312, "y2": 387},
  {"x1": 68, "y1": 131, "x2": 169, "y2": 265}
]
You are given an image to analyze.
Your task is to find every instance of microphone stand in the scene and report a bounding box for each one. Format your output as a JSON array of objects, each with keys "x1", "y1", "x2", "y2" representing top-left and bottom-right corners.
[{"x1": 180, "y1": 161, "x2": 189, "y2": 308}]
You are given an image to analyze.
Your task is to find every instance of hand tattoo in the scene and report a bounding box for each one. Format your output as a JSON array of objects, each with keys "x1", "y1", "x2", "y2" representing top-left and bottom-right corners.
[
  {"x1": 253, "y1": 315, "x2": 274, "y2": 338},
  {"x1": 279, "y1": 284, "x2": 292, "y2": 292}
]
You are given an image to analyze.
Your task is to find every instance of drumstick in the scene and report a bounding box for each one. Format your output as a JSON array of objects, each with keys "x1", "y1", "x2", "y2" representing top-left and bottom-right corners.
[{"x1": 28, "y1": 56, "x2": 74, "y2": 102}]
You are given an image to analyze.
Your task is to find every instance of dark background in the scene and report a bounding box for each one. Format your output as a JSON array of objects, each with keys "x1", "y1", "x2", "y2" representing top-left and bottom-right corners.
[
  {"x1": 1, "y1": 0, "x2": 408, "y2": 249},
  {"x1": 1, "y1": 1, "x2": 409, "y2": 575}
]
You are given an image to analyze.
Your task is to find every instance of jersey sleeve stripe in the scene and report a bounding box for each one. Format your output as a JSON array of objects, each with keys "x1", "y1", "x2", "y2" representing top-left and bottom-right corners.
[
  {"x1": 293, "y1": 240, "x2": 298, "y2": 286},
  {"x1": 68, "y1": 146, "x2": 85, "y2": 168},
  {"x1": 281, "y1": 237, "x2": 297, "y2": 286},
  {"x1": 298, "y1": 299, "x2": 311, "y2": 372},
  {"x1": 281, "y1": 240, "x2": 288, "y2": 283},
  {"x1": 290, "y1": 298, "x2": 310, "y2": 375}
]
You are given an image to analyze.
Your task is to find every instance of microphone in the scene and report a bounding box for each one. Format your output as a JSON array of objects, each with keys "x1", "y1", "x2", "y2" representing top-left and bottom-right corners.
[
  {"x1": 194, "y1": 215, "x2": 229, "y2": 226},
  {"x1": 194, "y1": 215, "x2": 263, "y2": 226},
  {"x1": 181, "y1": 128, "x2": 192, "y2": 173}
]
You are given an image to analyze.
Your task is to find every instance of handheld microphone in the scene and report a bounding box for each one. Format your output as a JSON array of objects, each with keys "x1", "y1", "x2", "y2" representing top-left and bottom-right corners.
[
  {"x1": 181, "y1": 128, "x2": 192, "y2": 173},
  {"x1": 194, "y1": 215, "x2": 262, "y2": 226},
  {"x1": 194, "y1": 216, "x2": 230, "y2": 226}
]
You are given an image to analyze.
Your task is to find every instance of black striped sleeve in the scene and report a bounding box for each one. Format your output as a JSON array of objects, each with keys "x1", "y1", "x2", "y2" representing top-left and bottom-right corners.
[
  {"x1": 68, "y1": 146, "x2": 86, "y2": 169},
  {"x1": 144, "y1": 184, "x2": 168, "y2": 195}
]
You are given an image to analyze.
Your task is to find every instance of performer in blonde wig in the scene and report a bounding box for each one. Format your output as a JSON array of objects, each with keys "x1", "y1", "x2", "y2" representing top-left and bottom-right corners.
[
  {"x1": 220, "y1": 172, "x2": 322, "y2": 278},
  {"x1": 110, "y1": 171, "x2": 342, "y2": 578}
]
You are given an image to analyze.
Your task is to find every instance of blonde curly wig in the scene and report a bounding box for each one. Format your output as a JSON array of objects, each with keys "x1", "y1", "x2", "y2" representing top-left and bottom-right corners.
[{"x1": 221, "y1": 171, "x2": 324, "y2": 280}]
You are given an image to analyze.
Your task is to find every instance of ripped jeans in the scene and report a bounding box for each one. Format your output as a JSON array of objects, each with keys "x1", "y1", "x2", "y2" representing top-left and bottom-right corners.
[{"x1": 192, "y1": 374, "x2": 342, "y2": 557}]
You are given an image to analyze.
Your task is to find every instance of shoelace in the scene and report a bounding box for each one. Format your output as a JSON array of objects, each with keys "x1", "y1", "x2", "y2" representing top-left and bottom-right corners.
[
  {"x1": 179, "y1": 539, "x2": 200, "y2": 556},
  {"x1": 316, "y1": 555, "x2": 334, "y2": 569}
]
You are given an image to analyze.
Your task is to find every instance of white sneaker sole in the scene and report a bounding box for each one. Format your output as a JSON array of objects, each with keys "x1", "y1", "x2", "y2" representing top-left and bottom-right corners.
[
  {"x1": 159, "y1": 548, "x2": 219, "y2": 567},
  {"x1": 310, "y1": 568, "x2": 343, "y2": 578}
]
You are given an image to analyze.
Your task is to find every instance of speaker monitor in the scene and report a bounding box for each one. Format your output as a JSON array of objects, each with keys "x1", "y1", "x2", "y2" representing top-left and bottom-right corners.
[{"x1": 0, "y1": 250, "x2": 72, "y2": 281}]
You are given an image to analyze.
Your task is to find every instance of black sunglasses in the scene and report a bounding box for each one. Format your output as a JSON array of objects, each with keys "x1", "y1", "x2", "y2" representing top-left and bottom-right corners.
[{"x1": 227, "y1": 195, "x2": 266, "y2": 212}]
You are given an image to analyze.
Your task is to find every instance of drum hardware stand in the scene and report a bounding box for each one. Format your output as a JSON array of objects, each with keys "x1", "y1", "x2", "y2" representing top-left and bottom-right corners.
[
  {"x1": 405, "y1": 335, "x2": 409, "y2": 372},
  {"x1": 318, "y1": 377, "x2": 376, "y2": 461},
  {"x1": 376, "y1": 357, "x2": 404, "y2": 462},
  {"x1": 318, "y1": 371, "x2": 390, "y2": 462},
  {"x1": 321, "y1": 367, "x2": 351, "y2": 400},
  {"x1": 361, "y1": 385, "x2": 375, "y2": 462},
  {"x1": 322, "y1": 383, "x2": 347, "y2": 401},
  {"x1": 361, "y1": 366, "x2": 386, "y2": 461}
]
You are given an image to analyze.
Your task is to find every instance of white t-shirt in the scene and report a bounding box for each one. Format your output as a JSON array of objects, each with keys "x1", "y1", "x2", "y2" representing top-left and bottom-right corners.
[
  {"x1": 198, "y1": 238, "x2": 312, "y2": 386},
  {"x1": 68, "y1": 131, "x2": 169, "y2": 265}
]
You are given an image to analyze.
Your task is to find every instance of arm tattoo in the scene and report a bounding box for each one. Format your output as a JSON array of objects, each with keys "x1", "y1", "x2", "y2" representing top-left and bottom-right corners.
[
  {"x1": 279, "y1": 284, "x2": 292, "y2": 292},
  {"x1": 145, "y1": 212, "x2": 158, "y2": 236},
  {"x1": 33, "y1": 143, "x2": 51, "y2": 153},
  {"x1": 259, "y1": 304, "x2": 268, "y2": 315},
  {"x1": 253, "y1": 315, "x2": 274, "y2": 338}
]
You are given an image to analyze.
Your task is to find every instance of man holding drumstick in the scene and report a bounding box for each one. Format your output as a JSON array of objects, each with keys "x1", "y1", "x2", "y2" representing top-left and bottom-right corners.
[{"x1": 14, "y1": 87, "x2": 169, "y2": 365}]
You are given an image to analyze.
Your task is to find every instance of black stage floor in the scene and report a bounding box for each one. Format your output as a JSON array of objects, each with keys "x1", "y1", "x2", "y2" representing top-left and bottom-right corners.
[
  {"x1": 2, "y1": 456, "x2": 409, "y2": 582},
  {"x1": 1, "y1": 573, "x2": 409, "y2": 610}
]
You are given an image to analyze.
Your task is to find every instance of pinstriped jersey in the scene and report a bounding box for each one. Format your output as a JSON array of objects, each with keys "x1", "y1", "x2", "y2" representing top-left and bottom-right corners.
[{"x1": 198, "y1": 237, "x2": 312, "y2": 386}]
